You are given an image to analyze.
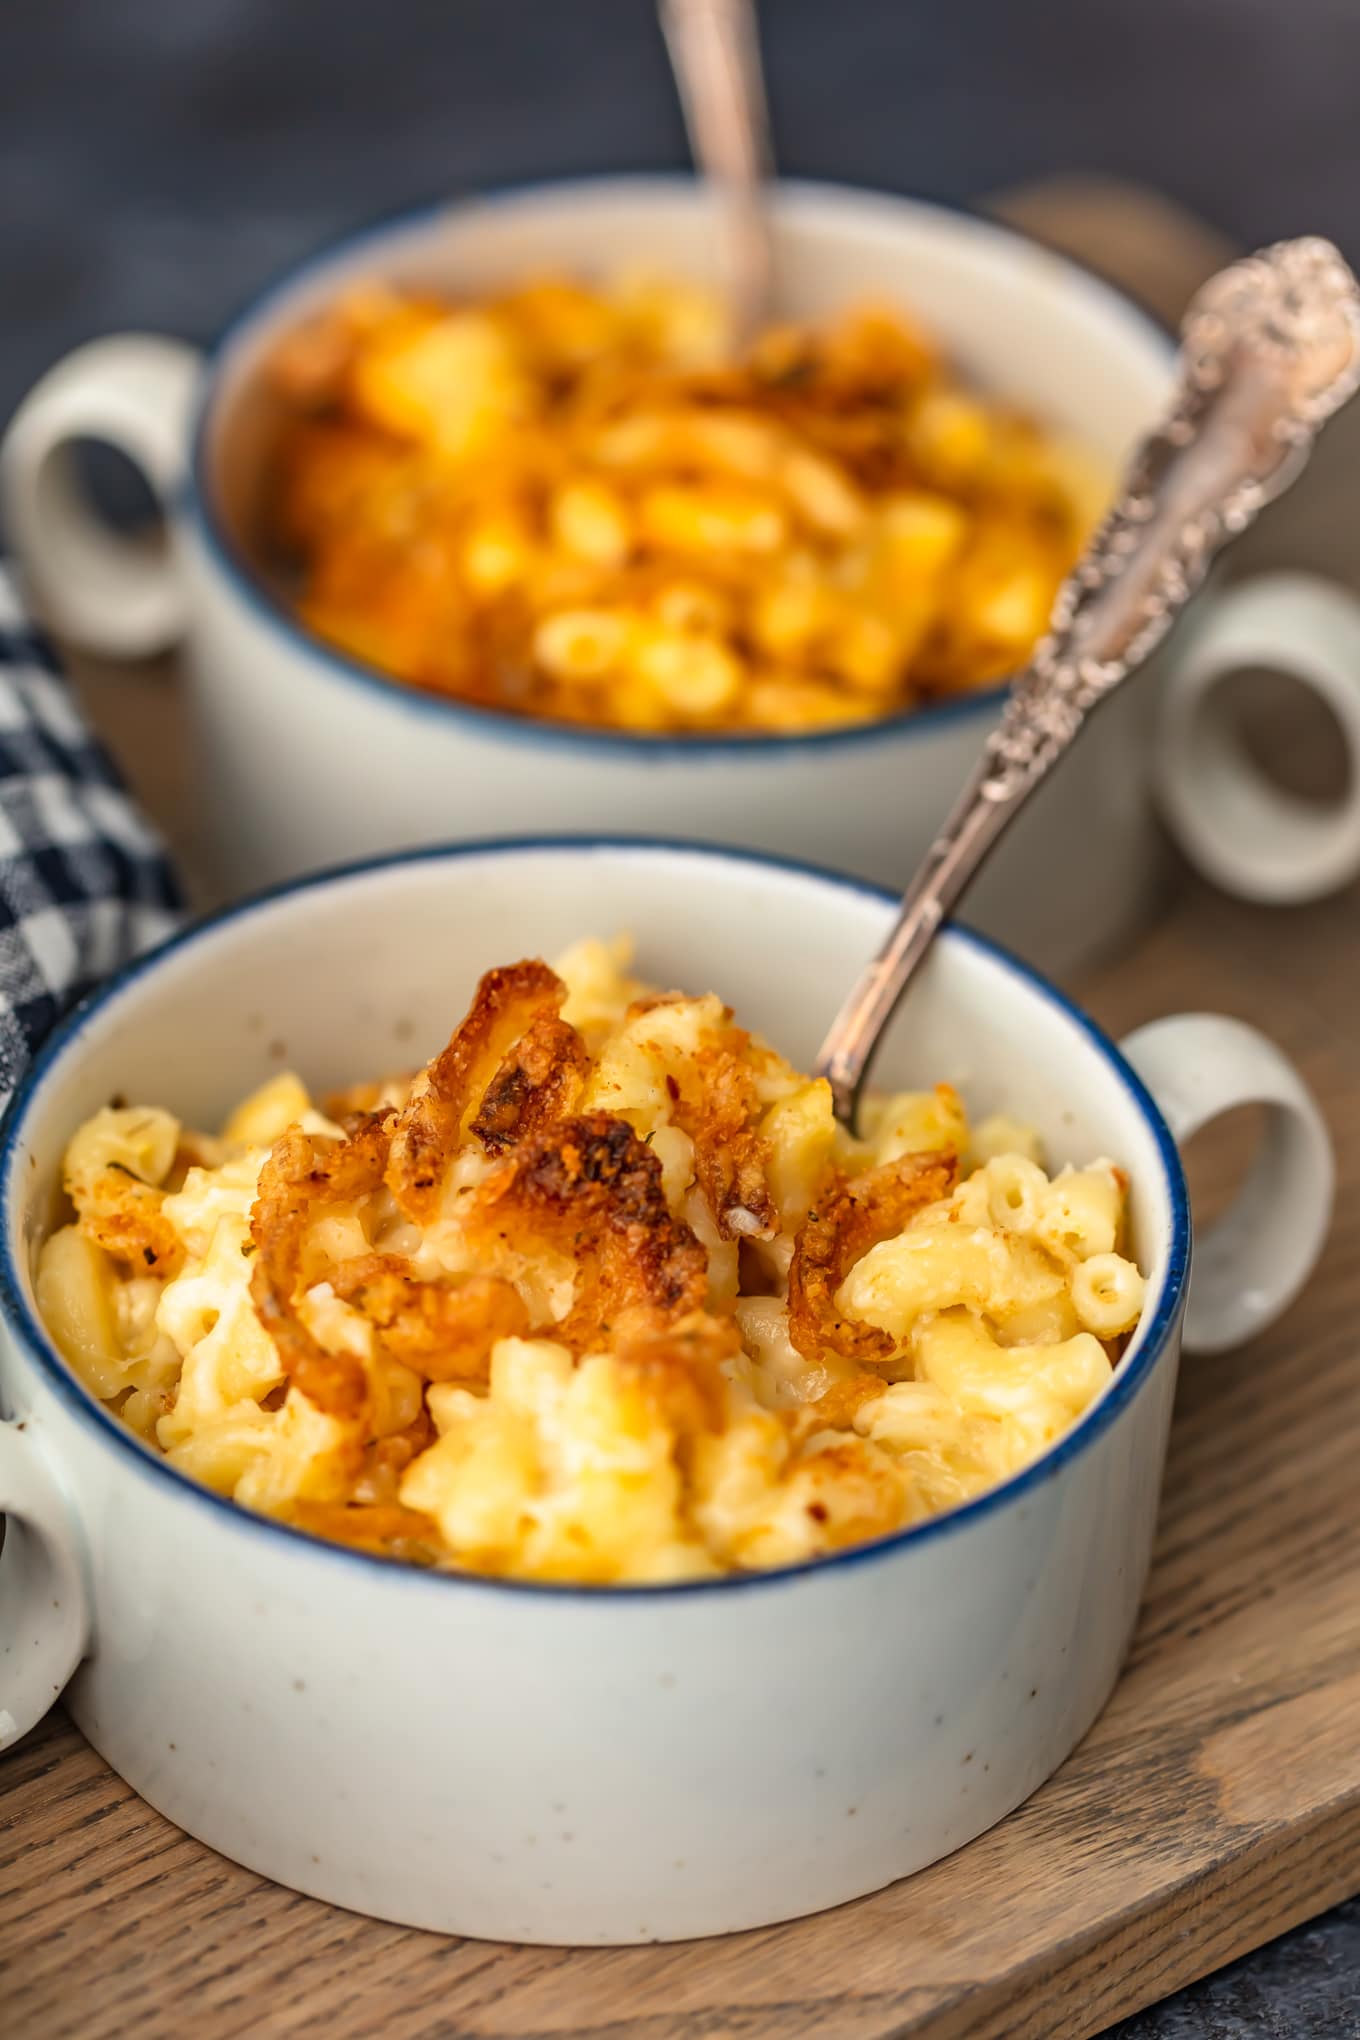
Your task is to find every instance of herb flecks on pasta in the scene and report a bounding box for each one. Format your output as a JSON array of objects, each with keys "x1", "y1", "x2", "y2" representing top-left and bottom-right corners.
[
  {"x1": 262, "y1": 276, "x2": 1104, "y2": 733},
  {"x1": 36, "y1": 939, "x2": 1146, "y2": 1581}
]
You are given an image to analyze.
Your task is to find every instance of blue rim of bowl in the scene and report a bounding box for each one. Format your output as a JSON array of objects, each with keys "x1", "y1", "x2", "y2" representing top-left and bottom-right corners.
[
  {"x1": 183, "y1": 172, "x2": 1177, "y2": 765},
  {"x1": 0, "y1": 835, "x2": 1191, "y2": 1601}
]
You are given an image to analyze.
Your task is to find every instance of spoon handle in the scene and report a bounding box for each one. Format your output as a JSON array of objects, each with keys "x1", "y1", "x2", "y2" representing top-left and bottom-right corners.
[
  {"x1": 816, "y1": 236, "x2": 1360, "y2": 1126},
  {"x1": 659, "y1": 0, "x2": 775, "y2": 341}
]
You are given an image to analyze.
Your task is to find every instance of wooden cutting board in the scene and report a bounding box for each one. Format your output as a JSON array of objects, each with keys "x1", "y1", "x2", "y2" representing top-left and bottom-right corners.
[{"x1": 3, "y1": 180, "x2": 1360, "y2": 2039}]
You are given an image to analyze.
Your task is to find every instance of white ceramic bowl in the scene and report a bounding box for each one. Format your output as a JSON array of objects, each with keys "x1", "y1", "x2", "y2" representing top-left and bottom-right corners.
[
  {"x1": 0, "y1": 177, "x2": 1182, "y2": 973},
  {"x1": 11, "y1": 181, "x2": 1360, "y2": 946},
  {"x1": 0, "y1": 840, "x2": 1331, "y2": 1942}
]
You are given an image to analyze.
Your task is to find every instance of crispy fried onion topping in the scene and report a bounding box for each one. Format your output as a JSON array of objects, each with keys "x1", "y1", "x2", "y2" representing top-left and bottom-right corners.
[
  {"x1": 250, "y1": 1112, "x2": 395, "y2": 1418},
  {"x1": 787, "y1": 1149, "x2": 958, "y2": 1363},
  {"x1": 469, "y1": 1011, "x2": 590, "y2": 1156},
  {"x1": 252, "y1": 1099, "x2": 717, "y2": 1413},
  {"x1": 328, "y1": 1253, "x2": 529, "y2": 1379},
  {"x1": 67, "y1": 1169, "x2": 184, "y2": 1278},
  {"x1": 664, "y1": 1019, "x2": 777, "y2": 1241},
  {"x1": 246, "y1": 964, "x2": 805, "y2": 1423},
  {"x1": 613, "y1": 1310, "x2": 741, "y2": 1436},
  {"x1": 465, "y1": 1111, "x2": 710, "y2": 1349},
  {"x1": 385, "y1": 960, "x2": 587, "y2": 1221}
]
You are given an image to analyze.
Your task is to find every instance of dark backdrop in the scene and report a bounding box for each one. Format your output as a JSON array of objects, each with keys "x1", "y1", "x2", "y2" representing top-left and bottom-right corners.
[{"x1": 5, "y1": 0, "x2": 1360, "y2": 424}]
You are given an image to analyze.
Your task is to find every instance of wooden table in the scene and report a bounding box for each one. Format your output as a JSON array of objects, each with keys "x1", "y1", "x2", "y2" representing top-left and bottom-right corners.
[{"x1": 3, "y1": 181, "x2": 1360, "y2": 2039}]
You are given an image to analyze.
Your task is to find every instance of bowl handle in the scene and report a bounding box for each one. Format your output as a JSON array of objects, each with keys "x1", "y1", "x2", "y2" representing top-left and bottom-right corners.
[
  {"x1": 0, "y1": 335, "x2": 203, "y2": 658},
  {"x1": 1119, "y1": 1014, "x2": 1333, "y2": 1355},
  {"x1": 0, "y1": 1417, "x2": 90, "y2": 1748},
  {"x1": 1154, "y1": 571, "x2": 1360, "y2": 903}
]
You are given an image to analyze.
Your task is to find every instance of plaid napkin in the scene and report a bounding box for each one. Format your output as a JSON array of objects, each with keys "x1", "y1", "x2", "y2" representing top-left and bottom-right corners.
[{"x1": 0, "y1": 571, "x2": 183, "y2": 1100}]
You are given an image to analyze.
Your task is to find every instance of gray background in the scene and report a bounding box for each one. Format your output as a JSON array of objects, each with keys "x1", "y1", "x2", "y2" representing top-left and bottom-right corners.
[
  {"x1": 7, "y1": 0, "x2": 1360, "y2": 425},
  {"x1": 3, "y1": 1, "x2": 1358, "y2": 2030}
]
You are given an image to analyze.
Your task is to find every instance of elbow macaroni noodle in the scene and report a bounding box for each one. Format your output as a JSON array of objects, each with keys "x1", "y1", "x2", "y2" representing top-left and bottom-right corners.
[
  {"x1": 36, "y1": 937, "x2": 1147, "y2": 1582},
  {"x1": 262, "y1": 274, "x2": 1105, "y2": 733}
]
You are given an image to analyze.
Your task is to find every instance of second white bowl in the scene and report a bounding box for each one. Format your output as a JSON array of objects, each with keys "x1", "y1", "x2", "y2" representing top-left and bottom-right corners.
[{"x1": 0, "y1": 178, "x2": 1176, "y2": 972}]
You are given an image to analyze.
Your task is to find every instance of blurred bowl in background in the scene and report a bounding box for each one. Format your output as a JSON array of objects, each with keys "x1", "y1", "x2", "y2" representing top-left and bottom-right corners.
[{"x1": 1, "y1": 177, "x2": 1181, "y2": 971}]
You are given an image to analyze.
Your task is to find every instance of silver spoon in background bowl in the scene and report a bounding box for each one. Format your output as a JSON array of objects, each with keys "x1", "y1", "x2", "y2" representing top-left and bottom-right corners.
[
  {"x1": 659, "y1": 0, "x2": 776, "y2": 342},
  {"x1": 813, "y1": 236, "x2": 1360, "y2": 1130}
]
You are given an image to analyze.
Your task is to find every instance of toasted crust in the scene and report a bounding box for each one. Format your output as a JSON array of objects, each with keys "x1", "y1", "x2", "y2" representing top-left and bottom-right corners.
[
  {"x1": 67, "y1": 1170, "x2": 184, "y2": 1279},
  {"x1": 467, "y1": 1111, "x2": 709, "y2": 1349},
  {"x1": 781, "y1": 1437, "x2": 907, "y2": 1550},
  {"x1": 669, "y1": 1027, "x2": 777, "y2": 1240},
  {"x1": 469, "y1": 1010, "x2": 589, "y2": 1155},
  {"x1": 357, "y1": 1409, "x2": 438, "y2": 1501},
  {"x1": 386, "y1": 960, "x2": 580, "y2": 1222},
  {"x1": 249, "y1": 1112, "x2": 395, "y2": 1417},
  {"x1": 613, "y1": 1310, "x2": 741, "y2": 1435},
  {"x1": 330, "y1": 1254, "x2": 529, "y2": 1381},
  {"x1": 810, "y1": 1371, "x2": 889, "y2": 1428},
  {"x1": 787, "y1": 1150, "x2": 958, "y2": 1363}
]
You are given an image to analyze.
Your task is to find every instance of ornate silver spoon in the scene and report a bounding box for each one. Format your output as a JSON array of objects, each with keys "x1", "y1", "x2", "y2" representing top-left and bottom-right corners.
[
  {"x1": 658, "y1": 0, "x2": 775, "y2": 342},
  {"x1": 815, "y1": 236, "x2": 1360, "y2": 1128}
]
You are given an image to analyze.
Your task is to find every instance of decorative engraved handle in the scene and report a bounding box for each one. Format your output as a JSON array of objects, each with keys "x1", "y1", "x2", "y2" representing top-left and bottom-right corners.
[
  {"x1": 817, "y1": 236, "x2": 1360, "y2": 1126},
  {"x1": 659, "y1": 0, "x2": 775, "y2": 341}
]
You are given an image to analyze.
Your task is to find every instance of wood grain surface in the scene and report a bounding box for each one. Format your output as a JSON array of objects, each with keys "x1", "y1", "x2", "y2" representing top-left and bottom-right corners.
[{"x1": 4, "y1": 179, "x2": 1360, "y2": 2039}]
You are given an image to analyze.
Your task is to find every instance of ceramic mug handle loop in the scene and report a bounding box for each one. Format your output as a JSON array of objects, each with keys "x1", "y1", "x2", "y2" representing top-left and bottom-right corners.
[
  {"x1": 1120, "y1": 1013, "x2": 1333, "y2": 1355},
  {"x1": 0, "y1": 334, "x2": 203, "y2": 658},
  {"x1": 0, "y1": 1418, "x2": 90, "y2": 1748},
  {"x1": 1155, "y1": 572, "x2": 1360, "y2": 903}
]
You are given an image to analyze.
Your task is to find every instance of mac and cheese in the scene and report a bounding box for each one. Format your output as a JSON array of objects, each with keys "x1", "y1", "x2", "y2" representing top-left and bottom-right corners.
[
  {"x1": 36, "y1": 940, "x2": 1146, "y2": 1581},
  {"x1": 262, "y1": 276, "x2": 1104, "y2": 733}
]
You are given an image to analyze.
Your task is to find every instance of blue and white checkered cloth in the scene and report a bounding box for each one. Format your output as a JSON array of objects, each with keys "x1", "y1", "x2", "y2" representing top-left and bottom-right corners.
[{"x1": 0, "y1": 571, "x2": 182, "y2": 1099}]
